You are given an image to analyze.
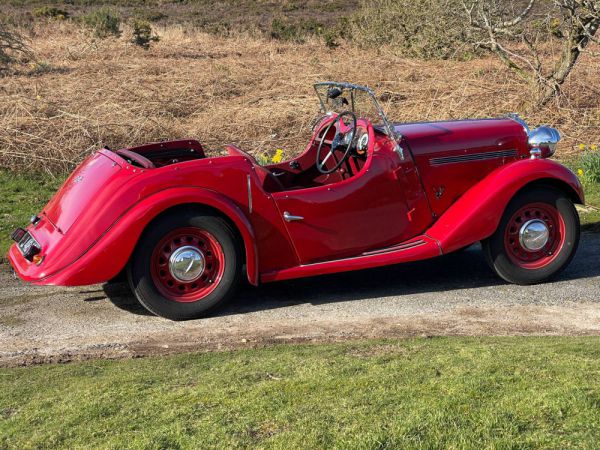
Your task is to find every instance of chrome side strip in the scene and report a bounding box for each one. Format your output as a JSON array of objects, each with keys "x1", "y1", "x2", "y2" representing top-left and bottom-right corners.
[
  {"x1": 300, "y1": 239, "x2": 428, "y2": 267},
  {"x1": 361, "y1": 239, "x2": 426, "y2": 256},
  {"x1": 246, "y1": 175, "x2": 252, "y2": 214},
  {"x1": 429, "y1": 149, "x2": 517, "y2": 166}
]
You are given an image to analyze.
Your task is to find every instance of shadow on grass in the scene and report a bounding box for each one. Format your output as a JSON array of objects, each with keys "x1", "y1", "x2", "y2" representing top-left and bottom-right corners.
[{"x1": 100, "y1": 231, "x2": 600, "y2": 318}]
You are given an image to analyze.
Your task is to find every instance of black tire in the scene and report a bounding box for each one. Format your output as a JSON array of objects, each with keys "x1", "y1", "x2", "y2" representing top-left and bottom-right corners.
[
  {"x1": 127, "y1": 210, "x2": 242, "y2": 320},
  {"x1": 482, "y1": 186, "x2": 580, "y2": 285}
]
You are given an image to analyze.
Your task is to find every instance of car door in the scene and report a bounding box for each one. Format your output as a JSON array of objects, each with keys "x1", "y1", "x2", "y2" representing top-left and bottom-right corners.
[{"x1": 272, "y1": 148, "x2": 432, "y2": 265}]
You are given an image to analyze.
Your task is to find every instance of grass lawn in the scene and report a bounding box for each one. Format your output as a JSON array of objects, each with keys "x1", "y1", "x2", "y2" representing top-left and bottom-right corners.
[
  {"x1": 0, "y1": 171, "x2": 64, "y2": 257},
  {"x1": 2, "y1": 337, "x2": 600, "y2": 448},
  {"x1": 580, "y1": 182, "x2": 600, "y2": 232}
]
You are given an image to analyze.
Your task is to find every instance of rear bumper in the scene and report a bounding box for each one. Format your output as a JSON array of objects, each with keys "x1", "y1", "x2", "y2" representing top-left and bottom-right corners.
[
  {"x1": 7, "y1": 226, "x2": 129, "y2": 287},
  {"x1": 6, "y1": 215, "x2": 81, "y2": 285},
  {"x1": 7, "y1": 243, "x2": 52, "y2": 285}
]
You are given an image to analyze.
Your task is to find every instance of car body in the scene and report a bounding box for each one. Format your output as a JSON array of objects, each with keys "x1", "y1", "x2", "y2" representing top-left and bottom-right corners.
[{"x1": 8, "y1": 82, "x2": 584, "y2": 319}]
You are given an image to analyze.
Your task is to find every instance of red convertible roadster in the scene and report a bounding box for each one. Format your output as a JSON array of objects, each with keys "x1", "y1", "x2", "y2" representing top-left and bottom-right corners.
[{"x1": 8, "y1": 82, "x2": 583, "y2": 320}]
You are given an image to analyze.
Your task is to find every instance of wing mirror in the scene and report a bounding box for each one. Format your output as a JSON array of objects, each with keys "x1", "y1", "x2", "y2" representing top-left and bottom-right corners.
[{"x1": 327, "y1": 87, "x2": 343, "y2": 99}]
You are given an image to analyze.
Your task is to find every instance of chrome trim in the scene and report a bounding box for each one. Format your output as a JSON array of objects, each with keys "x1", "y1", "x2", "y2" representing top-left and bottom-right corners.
[
  {"x1": 169, "y1": 245, "x2": 205, "y2": 282},
  {"x1": 429, "y1": 149, "x2": 517, "y2": 166},
  {"x1": 283, "y1": 211, "x2": 304, "y2": 222},
  {"x1": 506, "y1": 113, "x2": 530, "y2": 134},
  {"x1": 519, "y1": 219, "x2": 549, "y2": 251},
  {"x1": 361, "y1": 239, "x2": 426, "y2": 256},
  {"x1": 297, "y1": 238, "x2": 429, "y2": 268},
  {"x1": 530, "y1": 148, "x2": 542, "y2": 159},
  {"x1": 314, "y1": 81, "x2": 405, "y2": 159},
  {"x1": 247, "y1": 174, "x2": 252, "y2": 214},
  {"x1": 528, "y1": 126, "x2": 560, "y2": 156}
]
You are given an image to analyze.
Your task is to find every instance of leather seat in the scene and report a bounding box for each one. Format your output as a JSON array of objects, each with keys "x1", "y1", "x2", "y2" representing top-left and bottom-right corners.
[{"x1": 226, "y1": 145, "x2": 284, "y2": 193}]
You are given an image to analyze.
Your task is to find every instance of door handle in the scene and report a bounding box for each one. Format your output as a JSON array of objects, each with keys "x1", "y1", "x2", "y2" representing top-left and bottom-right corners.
[{"x1": 283, "y1": 211, "x2": 304, "y2": 222}]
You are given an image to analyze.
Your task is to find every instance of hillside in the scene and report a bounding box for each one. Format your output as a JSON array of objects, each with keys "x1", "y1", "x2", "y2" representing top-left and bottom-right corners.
[{"x1": 1, "y1": 11, "x2": 599, "y2": 173}]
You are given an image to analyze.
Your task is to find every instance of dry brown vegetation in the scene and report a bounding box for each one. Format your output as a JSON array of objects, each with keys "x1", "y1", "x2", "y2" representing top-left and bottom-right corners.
[{"x1": 1, "y1": 21, "x2": 599, "y2": 174}]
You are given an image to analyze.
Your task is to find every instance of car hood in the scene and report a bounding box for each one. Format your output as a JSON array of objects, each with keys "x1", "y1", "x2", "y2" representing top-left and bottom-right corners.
[
  {"x1": 394, "y1": 118, "x2": 529, "y2": 217},
  {"x1": 392, "y1": 118, "x2": 528, "y2": 156}
]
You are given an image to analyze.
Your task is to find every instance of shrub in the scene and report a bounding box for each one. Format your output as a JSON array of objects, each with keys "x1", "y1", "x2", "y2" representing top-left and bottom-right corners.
[
  {"x1": 33, "y1": 6, "x2": 69, "y2": 20},
  {"x1": 270, "y1": 18, "x2": 302, "y2": 42},
  {"x1": 131, "y1": 19, "x2": 159, "y2": 49},
  {"x1": 349, "y1": 0, "x2": 470, "y2": 59},
  {"x1": 81, "y1": 7, "x2": 121, "y2": 38},
  {"x1": 323, "y1": 30, "x2": 340, "y2": 49},
  {"x1": 270, "y1": 18, "x2": 324, "y2": 43},
  {"x1": 578, "y1": 145, "x2": 600, "y2": 185},
  {"x1": 0, "y1": 26, "x2": 30, "y2": 72},
  {"x1": 136, "y1": 10, "x2": 168, "y2": 23}
]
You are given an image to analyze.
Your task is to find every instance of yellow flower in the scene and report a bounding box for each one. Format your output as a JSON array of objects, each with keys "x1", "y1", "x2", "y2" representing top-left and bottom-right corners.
[
  {"x1": 578, "y1": 144, "x2": 586, "y2": 150},
  {"x1": 591, "y1": 144, "x2": 598, "y2": 151},
  {"x1": 271, "y1": 149, "x2": 284, "y2": 164},
  {"x1": 578, "y1": 169, "x2": 584, "y2": 176}
]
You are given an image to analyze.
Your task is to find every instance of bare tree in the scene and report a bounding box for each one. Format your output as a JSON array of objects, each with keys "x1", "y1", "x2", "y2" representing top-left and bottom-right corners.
[
  {"x1": 463, "y1": 0, "x2": 600, "y2": 107},
  {"x1": 0, "y1": 26, "x2": 31, "y2": 72}
]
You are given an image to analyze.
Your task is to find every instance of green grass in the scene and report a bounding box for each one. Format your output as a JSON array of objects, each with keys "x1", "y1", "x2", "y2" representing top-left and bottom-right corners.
[
  {"x1": 581, "y1": 183, "x2": 600, "y2": 232},
  {"x1": 0, "y1": 170, "x2": 64, "y2": 257},
  {"x1": 562, "y1": 158, "x2": 600, "y2": 232},
  {"x1": 2, "y1": 337, "x2": 600, "y2": 448}
]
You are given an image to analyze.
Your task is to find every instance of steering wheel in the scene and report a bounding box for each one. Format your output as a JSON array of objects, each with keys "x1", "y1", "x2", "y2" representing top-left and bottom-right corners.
[{"x1": 316, "y1": 111, "x2": 357, "y2": 174}]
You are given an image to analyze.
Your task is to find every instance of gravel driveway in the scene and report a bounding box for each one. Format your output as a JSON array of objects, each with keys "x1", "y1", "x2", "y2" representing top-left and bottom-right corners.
[{"x1": 1, "y1": 232, "x2": 599, "y2": 366}]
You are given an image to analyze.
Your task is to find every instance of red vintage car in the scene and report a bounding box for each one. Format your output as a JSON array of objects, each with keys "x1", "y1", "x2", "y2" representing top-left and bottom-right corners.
[{"x1": 8, "y1": 82, "x2": 583, "y2": 320}]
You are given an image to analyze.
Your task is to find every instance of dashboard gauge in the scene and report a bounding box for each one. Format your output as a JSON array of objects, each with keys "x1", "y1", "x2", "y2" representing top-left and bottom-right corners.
[{"x1": 356, "y1": 133, "x2": 369, "y2": 155}]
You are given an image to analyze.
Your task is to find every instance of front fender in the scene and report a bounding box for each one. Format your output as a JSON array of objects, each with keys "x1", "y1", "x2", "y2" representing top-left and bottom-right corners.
[
  {"x1": 426, "y1": 158, "x2": 584, "y2": 253},
  {"x1": 18, "y1": 187, "x2": 259, "y2": 286}
]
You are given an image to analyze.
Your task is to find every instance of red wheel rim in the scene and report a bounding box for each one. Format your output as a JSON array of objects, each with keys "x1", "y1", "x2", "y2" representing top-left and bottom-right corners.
[
  {"x1": 150, "y1": 227, "x2": 225, "y2": 303},
  {"x1": 503, "y1": 202, "x2": 566, "y2": 269}
]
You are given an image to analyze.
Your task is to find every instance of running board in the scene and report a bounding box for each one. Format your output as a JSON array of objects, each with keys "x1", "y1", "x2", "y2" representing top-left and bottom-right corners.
[{"x1": 260, "y1": 235, "x2": 442, "y2": 283}]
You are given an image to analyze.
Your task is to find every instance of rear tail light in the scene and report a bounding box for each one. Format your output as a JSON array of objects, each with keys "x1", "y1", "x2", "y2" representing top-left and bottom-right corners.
[{"x1": 32, "y1": 254, "x2": 44, "y2": 265}]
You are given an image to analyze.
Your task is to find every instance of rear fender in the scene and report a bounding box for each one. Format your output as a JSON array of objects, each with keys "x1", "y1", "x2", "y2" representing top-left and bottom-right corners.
[
  {"x1": 426, "y1": 159, "x2": 584, "y2": 253},
  {"x1": 39, "y1": 187, "x2": 258, "y2": 286}
]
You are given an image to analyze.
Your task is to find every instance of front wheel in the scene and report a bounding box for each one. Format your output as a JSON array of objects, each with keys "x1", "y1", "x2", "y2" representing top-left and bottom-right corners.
[
  {"x1": 128, "y1": 210, "x2": 242, "y2": 320},
  {"x1": 482, "y1": 187, "x2": 580, "y2": 285}
]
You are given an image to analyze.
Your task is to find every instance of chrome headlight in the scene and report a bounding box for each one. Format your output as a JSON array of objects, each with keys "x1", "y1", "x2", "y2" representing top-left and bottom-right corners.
[{"x1": 528, "y1": 126, "x2": 560, "y2": 158}]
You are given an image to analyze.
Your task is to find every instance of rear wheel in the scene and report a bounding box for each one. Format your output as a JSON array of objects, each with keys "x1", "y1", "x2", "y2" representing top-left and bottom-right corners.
[
  {"x1": 482, "y1": 187, "x2": 579, "y2": 285},
  {"x1": 128, "y1": 210, "x2": 242, "y2": 320}
]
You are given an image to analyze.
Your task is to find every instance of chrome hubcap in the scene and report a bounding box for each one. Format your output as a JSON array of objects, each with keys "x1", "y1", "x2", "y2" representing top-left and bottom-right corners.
[
  {"x1": 168, "y1": 246, "x2": 205, "y2": 282},
  {"x1": 519, "y1": 219, "x2": 550, "y2": 251}
]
